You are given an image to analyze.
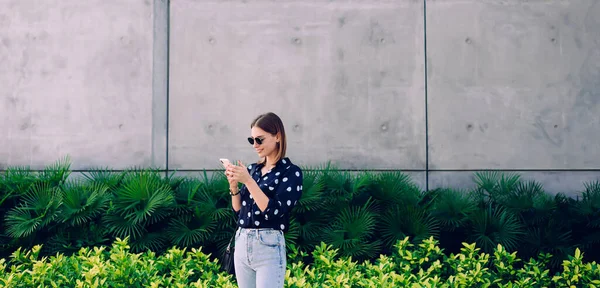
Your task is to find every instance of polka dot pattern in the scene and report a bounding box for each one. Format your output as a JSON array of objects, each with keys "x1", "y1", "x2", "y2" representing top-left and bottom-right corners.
[{"x1": 233, "y1": 157, "x2": 303, "y2": 233}]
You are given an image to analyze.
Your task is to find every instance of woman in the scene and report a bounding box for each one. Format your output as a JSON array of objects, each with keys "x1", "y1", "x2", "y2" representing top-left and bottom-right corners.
[{"x1": 224, "y1": 112, "x2": 303, "y2": 288}]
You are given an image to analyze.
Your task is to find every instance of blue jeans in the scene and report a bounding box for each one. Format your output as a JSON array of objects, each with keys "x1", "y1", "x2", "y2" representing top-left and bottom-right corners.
[{"x1": 234, "y1": 228, "x2": 286, "y2": 288}]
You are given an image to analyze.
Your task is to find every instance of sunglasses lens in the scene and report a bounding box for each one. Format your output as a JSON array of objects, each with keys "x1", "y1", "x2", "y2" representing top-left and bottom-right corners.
[{"x1": 247, "y1": 137, "x2": 263, "y2": 145}]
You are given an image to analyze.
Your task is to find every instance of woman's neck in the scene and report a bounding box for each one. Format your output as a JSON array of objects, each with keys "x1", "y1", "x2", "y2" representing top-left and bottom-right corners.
[{"x1": 265, "y1": 155, "x2": 278, "y2": 169}]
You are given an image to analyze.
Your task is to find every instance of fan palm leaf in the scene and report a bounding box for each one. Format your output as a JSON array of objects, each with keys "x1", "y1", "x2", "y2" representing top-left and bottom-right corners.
[
  {"x1": 0, "y1": 167, "x2": 38, "y2": 206},
  {"x1": 4, "y1": 182, "x2": 62, "y2": 238},
  {"x1": 430, "y1": 188, "x2": 476, "y2": 232},
  {"x1": 130, "y1": 231, "x2": 169, "y2": 252},
  {"x1": 467, "y1": 204, "x2": 525, "y2": 253},
  {"x1": 59, "y1": 181, "x2": 111, "y2": 227},
  {"x1": 472, "y1": 171, "x2": 521, "y2": 205},
  {"x1": 38, "y1": 156, "x2": 71, "y2": 186},
  {"x1": 166, "y1": 213, "x2": 216, "y2": 248},
  {"x1": 44, "y1": 222, "x2": 109, "y2": 254},
  {"x1": 165, "y1": 170, "x2": 187, "y2": 191},
  {"x1": 297, "y1": 220, "x2": 329, "y2": 246},
  {"x1": 322, "y1": 199, "x2": 380, "y2": 260},
  {"x1": 80, "y1": 169, "x2": 125, "y2": 194},
  {"x1": 521, "y1": 218, "x2": 573, "y2": 269},
  {"x1": 497, "y1": 181, "x2": 546, "y2": 213},
  {"x1": 172, "y1": 178, "x2": 203, "y2": 216},
  {"x1": 380, "y1": 204, "x2": 440, "y2": 248},
  {"x1": 576, "y1": 181, "x2": 600, "y2": 223},
  {"x1": 112, "y1": 171, "x2": 175, "y2": 225},
  {"x1": 371, "y1": 171, "x2": 421, "y2": 208},
  {"x1": 102, "y1": 212, "x2": 146, "y2": 240},
  {"x1": 320, "y1": 169, "x2": 355, "y2": 206}
]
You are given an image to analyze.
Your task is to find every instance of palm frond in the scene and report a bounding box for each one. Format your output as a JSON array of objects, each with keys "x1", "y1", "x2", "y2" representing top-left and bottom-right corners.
[
  {"x1": 467, "y1": 204, "x2": 525, "y2": 253},
  {"x1": 4, "y1": 182, "x2": 62, "y2": 238},
  {"x1": 494, "y1": 180, "x2": 544, "y2": 214},
  {"x1": 380, "y1": 204, "x2": 440, "y2": 248},
  {"x1": 59, "y1": 181, "x2": 111, "y2": 227},
  {"x1": 321, "y1": 169, "x2": 354, "y2": 205},
  {"x1": 371, "y1": 171, "x2": 421, "y2": 207},
  {"x1": 80, "y1": 169, "x2": 125, "y2": 193},
  {"x1": 43, "y1": 223, "x2": 109, "y2": 255},
  {"x1": 166, "y1": 215, "x2": 216, "y2": 247},
  {"x1": 38, "y1": 156, "x2": 71, "y2": 185},
  {"x1": 521, "y1": 218, "x2": 573, "y2": 269},
  {"x1": 130, "y1": 231, "x2": 168, "y2": 253},
  {"x1": 113, "y1": 171, "x2": 175, "y2": 225},
  {"x1": 0, "y1": 167, "x2": 38, "y2": 205},
  {"x1": 298, "y1": 220, "x2": 329, "y2": 245},
  {"x1": 165, "y1": 170, "x2": 187, "y2": 191},
  {"x1": 4, "y1": 205, "x2": 43, "y2": 238},
  {"x1": 102, "y1": 212, "x2": 146, "y2": 239},
  {"x1": 322, "y1": 199, "x2": 381, "y2": 260},
  {"x1": 577, "y1": 181, "x2": 600, "y2": 217},
  {"x1": 430, "y1": 188, "x2": 476, "y2": 231},
  {"x1": 472, "y1": 171, "x2": 521, "y2": 205}
]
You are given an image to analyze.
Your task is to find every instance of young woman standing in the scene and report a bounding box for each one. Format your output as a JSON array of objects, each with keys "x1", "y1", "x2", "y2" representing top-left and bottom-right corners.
[{"x1": 224, "y1": 112, "x2": 303, "y2": 288}]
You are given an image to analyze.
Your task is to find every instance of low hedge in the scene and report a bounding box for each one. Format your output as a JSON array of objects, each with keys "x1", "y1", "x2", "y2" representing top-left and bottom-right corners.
[
  {"x1": 1, "y1": 237, "x2": 599, "y2": 287},
  {"x1": 0, "y1": 157, "x2": 599, "y2": 275}
]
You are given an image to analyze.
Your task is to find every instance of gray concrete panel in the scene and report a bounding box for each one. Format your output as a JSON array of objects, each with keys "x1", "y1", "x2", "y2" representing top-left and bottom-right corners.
[
  {"x1": 168, "y1": 0, "x2": 426, "y2": 170},
  {"x1": 152, "y1": 0, "x2": 169, "y2": 169},
  {"x1": 429, "y1": 171, "x2": 600, "y2": 198},
  {"x1": 0, "y1": 0, "x2": 155, "y2": 170},
  {"x1": 427, "y1": 1, "x2": 600, "y2": 170}
]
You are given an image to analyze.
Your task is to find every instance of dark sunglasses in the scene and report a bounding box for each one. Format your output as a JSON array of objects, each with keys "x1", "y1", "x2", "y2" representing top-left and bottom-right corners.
[{"x1": 247, "y1": 137, "x2": 265, "y2": 145}]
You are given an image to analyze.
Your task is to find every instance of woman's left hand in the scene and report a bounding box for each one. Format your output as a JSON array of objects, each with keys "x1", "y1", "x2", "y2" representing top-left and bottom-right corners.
[{"x1": 226, "y1": 161, "x2": 252, "y2": 185}]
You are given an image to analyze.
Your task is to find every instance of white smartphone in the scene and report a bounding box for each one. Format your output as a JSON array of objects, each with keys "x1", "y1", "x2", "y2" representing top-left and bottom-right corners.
[{"x1": 219, "y1": 158, "x2": 231, "y2": 167}]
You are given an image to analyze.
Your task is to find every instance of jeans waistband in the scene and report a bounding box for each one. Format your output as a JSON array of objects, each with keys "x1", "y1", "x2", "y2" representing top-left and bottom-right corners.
[
  {"x1": 238, "y1": 227, "x2": 281, "y2": 234},
  {"x1": 239, "y1": 227, "x2": 274, "y2": 231}
]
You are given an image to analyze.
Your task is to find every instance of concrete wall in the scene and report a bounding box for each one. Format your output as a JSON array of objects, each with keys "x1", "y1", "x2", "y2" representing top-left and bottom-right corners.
[
  {"x1": 1, "y1": 0, "x2": 599, "y2": 194},
  {"x1": 0, "y1": 0, "x2": 163, "y2": 170}
]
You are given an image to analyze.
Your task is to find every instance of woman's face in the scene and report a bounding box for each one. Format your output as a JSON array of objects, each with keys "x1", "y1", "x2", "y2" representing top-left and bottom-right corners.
[{"x1": 249, "y1": 126, "x2": 278, "y2": 159}]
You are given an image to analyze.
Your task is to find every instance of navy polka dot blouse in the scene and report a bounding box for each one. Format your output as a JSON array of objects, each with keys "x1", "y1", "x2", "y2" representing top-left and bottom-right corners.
[{"x1": 234, "y1": 157, "x2": 303, "y2": 233}]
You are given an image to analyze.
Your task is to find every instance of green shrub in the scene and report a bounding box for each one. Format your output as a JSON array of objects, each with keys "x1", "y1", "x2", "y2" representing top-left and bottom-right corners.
[
  {"x1": 1, "y1": 237, "x2": 599, "y2": 287},
  {"x1": 0, "y1": 237, "x2": 236, "y2": 288},
  {"x1": 0, "y1": 157, "x2": 599, "y2": 275}
]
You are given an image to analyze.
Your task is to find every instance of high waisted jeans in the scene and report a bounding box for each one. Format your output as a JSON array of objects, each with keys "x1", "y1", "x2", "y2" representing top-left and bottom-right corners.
[{"x1": 234, "y1": 227, "x2": 286, "y2": 288}]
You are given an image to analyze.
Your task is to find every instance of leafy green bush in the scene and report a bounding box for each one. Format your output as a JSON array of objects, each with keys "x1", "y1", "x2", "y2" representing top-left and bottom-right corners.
[
  {"x1": 0, "y1": 157, "x2": 599, "y2": 274},
  {"x1": 2, "y1": 236, "x2": 599, "y2": 287},
  {"x1": 0, "y1": 237, "x2": 236, "y2": 287}
]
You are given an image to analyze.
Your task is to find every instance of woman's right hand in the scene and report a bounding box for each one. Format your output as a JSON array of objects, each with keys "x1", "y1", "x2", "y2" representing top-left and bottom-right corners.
[{"x1": 224, "y1": 164, "x2": 239, "y2": 192}]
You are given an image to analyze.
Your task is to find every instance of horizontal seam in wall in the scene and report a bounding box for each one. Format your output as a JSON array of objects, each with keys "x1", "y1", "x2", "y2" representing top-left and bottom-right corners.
[{"x1": 1, "y1": 169, "x2": 599, "y2": 173}]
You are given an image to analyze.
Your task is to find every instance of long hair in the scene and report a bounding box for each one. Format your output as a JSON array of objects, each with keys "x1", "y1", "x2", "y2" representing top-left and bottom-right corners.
[{"x1": 250, "y1": 112, "x2": 287, "y2": 164}]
